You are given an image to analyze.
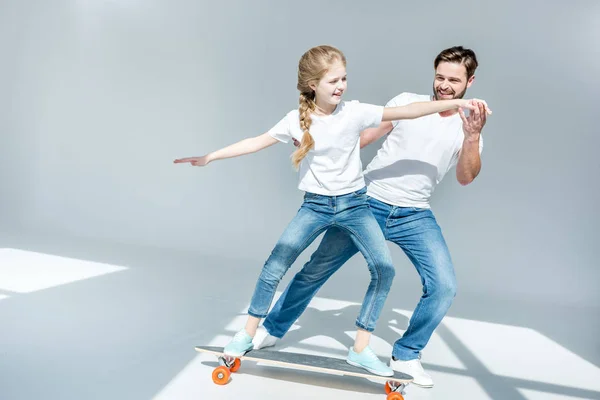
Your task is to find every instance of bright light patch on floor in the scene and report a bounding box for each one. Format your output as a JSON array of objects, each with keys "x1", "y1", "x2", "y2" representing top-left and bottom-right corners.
[
  {"x1": 153, "y1": 294, "x2": 600, "y2": 400},
  {"x1": 443, "y1": 316, "x2": 600, "y2": 392},
  {"x1": 0, "y1": 248, "x2": 128, "y2": 293},
  {"x1": 0, "y1": 294, "x2": 9, "y2": 301}
]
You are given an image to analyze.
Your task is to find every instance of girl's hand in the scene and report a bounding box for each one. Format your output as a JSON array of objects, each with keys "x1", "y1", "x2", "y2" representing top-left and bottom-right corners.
[{"x1": 173, "y1": 155, "x2": 211, "y2": 167}]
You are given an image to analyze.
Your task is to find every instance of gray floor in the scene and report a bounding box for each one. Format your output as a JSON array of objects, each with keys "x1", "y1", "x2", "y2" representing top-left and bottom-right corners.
[{"x1": 1, "y1": 229, "x2": 599, "y2": 400}]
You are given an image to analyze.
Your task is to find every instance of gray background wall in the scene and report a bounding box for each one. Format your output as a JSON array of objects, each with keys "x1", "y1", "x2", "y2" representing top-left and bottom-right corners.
[{"x1": 1, "y1": 0, "x2": 599, "y2": 310}]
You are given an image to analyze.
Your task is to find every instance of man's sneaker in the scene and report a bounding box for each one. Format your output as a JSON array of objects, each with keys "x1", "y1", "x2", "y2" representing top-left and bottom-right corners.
[
  {"x1": 223, "y1": 329, "x2": 253, "y2": 357},
  {"x1": 390, "y1": 357, "x2": 433, "y2": 387},
  {"x1": 252, "y1": 327, "x2": 278, "y2": 350},
  {"x1": 346, "y1": 346, "x2": 394, "y2": 376}
]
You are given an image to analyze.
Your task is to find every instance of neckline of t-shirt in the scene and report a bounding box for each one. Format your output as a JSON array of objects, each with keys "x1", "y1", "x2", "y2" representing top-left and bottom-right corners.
[{"x1": 310, "y1": 102, "x2": 341, "y2": 119}]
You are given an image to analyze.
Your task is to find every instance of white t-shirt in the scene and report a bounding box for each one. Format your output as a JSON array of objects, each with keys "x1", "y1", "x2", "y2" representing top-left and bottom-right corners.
[
  {"x1": 269, "y1": 100, "x2": 384, "y2": 196},
  {"x1": 364, "y1": 93, "x2": 484, "y2": 209}
]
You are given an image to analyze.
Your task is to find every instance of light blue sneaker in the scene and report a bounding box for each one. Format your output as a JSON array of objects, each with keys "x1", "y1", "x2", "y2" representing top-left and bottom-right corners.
[
  {"x1": 223, "y1": 329, "x2": 254, "y2": 357},
  {"x1": 346, "y1": 346, "x2": 394, "y2": 376}
]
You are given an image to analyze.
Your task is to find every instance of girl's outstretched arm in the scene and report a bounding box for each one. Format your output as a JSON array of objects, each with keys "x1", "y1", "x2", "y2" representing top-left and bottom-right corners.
[
  {"x1": 174, "y1": 132, "x2": 279, "y2": 166},
  {"x1": 382, "y1": 98, "x2": 491, "y2": 121}
]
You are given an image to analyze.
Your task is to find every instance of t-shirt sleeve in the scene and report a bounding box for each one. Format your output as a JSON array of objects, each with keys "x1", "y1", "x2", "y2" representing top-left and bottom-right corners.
[
  {"x1": 385, "y1": 92, "x2": 413, "y2": 129},
  {"x1": 267, "y1": 112, "x2": 294, "y2": 144},
  {"x1": 352, "y1": 101, "x2": 384, "y2": 131}
]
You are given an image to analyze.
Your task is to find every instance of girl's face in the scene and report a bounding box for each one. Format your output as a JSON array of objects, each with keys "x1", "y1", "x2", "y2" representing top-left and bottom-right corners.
[{"x1": 310, "y1": 61, "x2": 347, "y2": 109}]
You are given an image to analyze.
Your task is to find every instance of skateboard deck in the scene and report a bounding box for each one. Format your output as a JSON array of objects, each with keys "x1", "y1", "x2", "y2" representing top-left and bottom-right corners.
[{"x1": 196, "y1": 345, "x2": 413, "y2": 399}]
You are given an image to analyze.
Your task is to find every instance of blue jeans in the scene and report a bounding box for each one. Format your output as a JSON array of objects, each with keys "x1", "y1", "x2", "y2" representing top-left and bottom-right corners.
[
  {"x1": 263, "y1": 196, "x2": 457, "y2": 361},
  {"x1": 247, "y1": 187, "x2": 395, "y2": 333}
]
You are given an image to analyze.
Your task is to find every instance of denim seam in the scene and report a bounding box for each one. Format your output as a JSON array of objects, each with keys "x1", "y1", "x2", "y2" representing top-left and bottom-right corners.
[
  {"x1": 255, "y1": 222, "x2": 334, "y2": 318},
  {"x1": 332, "y1": 222, "x2": 383, "y2": 331},
  {"x1": 398, "y1": 245, "x2": 425, "y2": 338},
  {"x1": 390, "y1": 242, "x2": 427, "y2": 360}
]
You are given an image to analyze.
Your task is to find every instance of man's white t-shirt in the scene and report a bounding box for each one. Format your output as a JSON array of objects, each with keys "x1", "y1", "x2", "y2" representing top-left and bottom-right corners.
[
  {"x1": 269, "y1": 100, "x2": 383, "y2": 196},
  {"x1": 364, "y1": 93, "x2": 484, "y2": 209}
]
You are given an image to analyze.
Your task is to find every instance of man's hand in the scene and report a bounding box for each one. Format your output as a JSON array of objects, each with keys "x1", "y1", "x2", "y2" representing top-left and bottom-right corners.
[{"x1": 459, "y1": 101, "x2": 487, "y2": 142}]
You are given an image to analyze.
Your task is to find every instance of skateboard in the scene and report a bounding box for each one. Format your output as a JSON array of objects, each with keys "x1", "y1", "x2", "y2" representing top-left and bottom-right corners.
[{"x1": 196, "y1": 345, "x2": 413, "y2": 400}]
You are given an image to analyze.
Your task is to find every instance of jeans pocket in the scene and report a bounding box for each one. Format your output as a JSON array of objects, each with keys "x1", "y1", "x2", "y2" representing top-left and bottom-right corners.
[
  {"x1": 303, "y1": 191, "x2": 327, "y2": 207},
  {"x1": 304, "y1": 191, "x2": 324, "y2": 200},
  {"x1": 351, "y1": 187, "x2": 367, "y2": 197}
]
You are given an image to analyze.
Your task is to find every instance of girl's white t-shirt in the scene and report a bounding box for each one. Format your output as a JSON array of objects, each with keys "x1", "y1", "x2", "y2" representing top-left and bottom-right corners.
[{"x1": 269, "y1": 100, "x2": 383, "y2": 196}]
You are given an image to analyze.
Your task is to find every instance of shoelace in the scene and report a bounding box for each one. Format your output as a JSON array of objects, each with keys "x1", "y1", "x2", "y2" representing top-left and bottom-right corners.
[
  {"x1": 361, "y1": 347, "x2": 380, "y2": 361},
  {"x1": 407, "y1": 360, "x2": 425, "y2": 373},
  {"x1": 233, "y1": 330, "x2": 248, "y2": 342}
]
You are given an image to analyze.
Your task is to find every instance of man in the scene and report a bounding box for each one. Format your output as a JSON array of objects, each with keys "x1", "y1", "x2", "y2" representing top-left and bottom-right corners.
[{"x1": 251, "y1": 46, "x2": 489, "y2": 387}]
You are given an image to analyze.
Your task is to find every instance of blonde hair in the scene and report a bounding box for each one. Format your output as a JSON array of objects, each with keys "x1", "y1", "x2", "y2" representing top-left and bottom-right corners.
[{"x1": 291, "y1": 45, "x2": 346, "y2": 169}]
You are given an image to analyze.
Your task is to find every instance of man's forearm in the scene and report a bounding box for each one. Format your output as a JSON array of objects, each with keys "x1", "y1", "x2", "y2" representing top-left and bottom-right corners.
[
  {"x1": 360, "y1": 122, "x2": 394, "y2": 148},
  {"x1": 456, "y1": 135, "x2": 481, "y2": 186}
]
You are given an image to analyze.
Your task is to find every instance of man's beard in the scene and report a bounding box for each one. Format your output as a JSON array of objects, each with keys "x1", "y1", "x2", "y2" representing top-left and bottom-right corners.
[{"x1": 433, "y1": 84, "x2": 467, "y2": 101}]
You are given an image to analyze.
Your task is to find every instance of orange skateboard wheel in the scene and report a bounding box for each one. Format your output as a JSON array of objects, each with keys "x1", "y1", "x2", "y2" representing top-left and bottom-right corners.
[
  {"x1": 387, "y1": 392, "x2": 404, "y2": 400},
  {"x1": 230, "y1": 358, "x2": 241, "y2": 372},
  {"x1": 212, "y1": 366, "x2": 230, "y2": 385}
]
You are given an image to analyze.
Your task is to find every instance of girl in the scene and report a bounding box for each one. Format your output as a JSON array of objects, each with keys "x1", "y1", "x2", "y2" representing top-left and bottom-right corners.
[{"x1": 174, "y1": 45, "x2": 486, "y2": 376}]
